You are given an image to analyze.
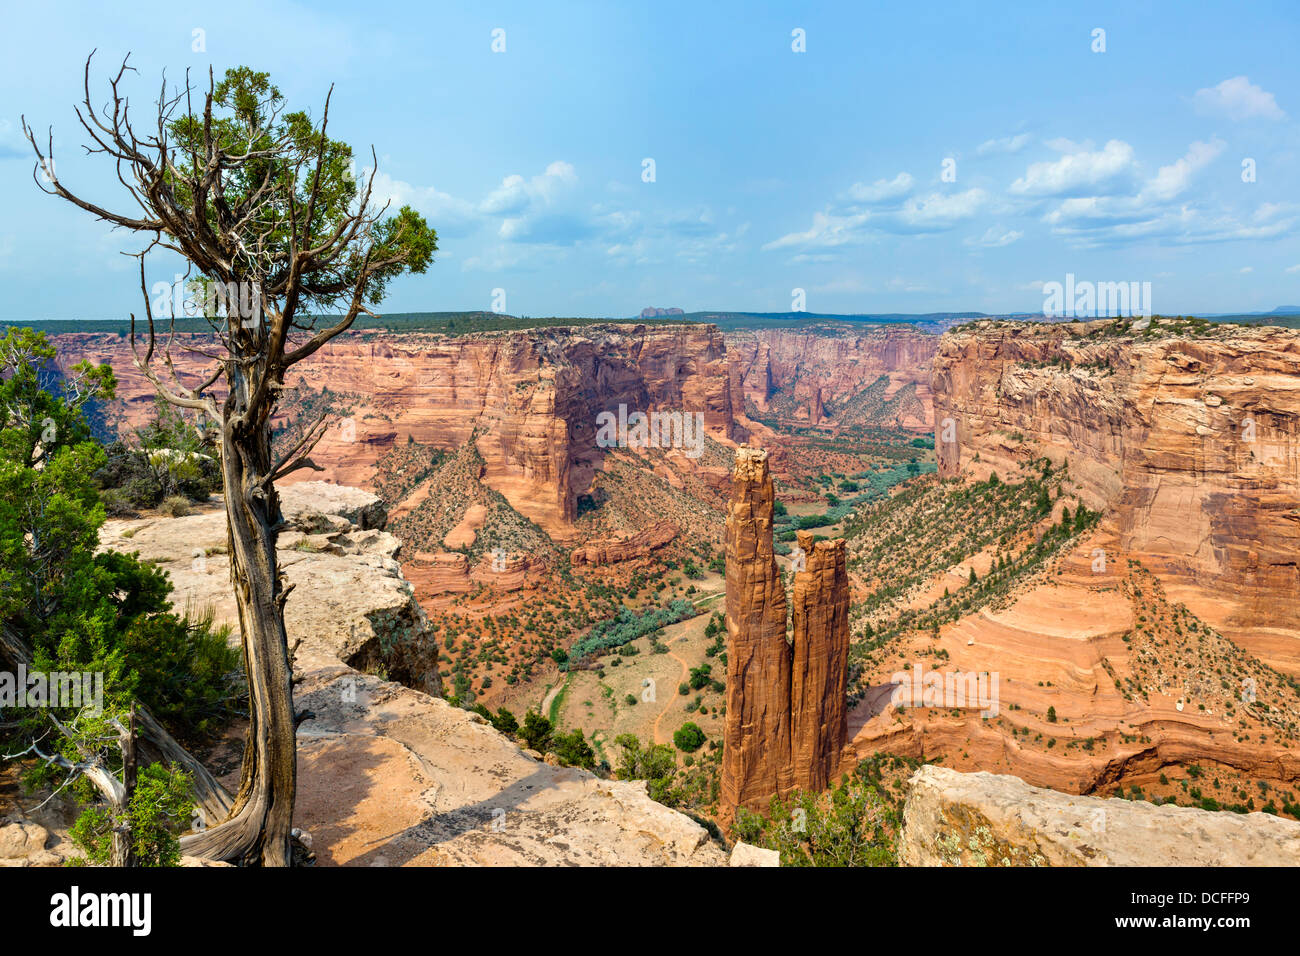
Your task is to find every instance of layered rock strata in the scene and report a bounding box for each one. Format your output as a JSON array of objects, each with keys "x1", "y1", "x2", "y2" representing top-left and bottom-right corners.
[
  {"x1": 721, "y1": 448, "x2": 851, "y2": 824},
  {"x1": 727, "y1": 327, "x2": 937, "y2": 429},
  {"x1": 932, "y1": 319, "x2": 1300, "y2": 646},
  {"x1": 721, "y1": 447, "x2": 792, "y2": 819},
  {"x1": 53, "y1": 324, "x2": 740, "y2": 539},
  {"x1": 789, "y1": 531, "x2": 851, "y2": 794}
]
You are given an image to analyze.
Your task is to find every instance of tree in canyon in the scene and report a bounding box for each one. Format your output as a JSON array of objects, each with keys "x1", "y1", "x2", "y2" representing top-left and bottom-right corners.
[{"x1": 23, "y1": 56, "x2": 436, "y2": 865}]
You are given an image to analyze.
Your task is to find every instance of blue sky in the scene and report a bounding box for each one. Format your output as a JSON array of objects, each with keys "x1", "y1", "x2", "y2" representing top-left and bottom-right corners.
[{"x1": 2, "y1": 0, "x2": 1298, "y2": 320}]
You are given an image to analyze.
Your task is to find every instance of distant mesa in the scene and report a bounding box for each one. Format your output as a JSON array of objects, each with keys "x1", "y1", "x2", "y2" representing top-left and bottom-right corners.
[{"x1": 639, "y1": 306, "x2": 685, "y2": 318}]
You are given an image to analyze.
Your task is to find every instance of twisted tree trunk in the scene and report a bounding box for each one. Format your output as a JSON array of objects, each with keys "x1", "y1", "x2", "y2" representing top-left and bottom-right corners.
[{"x1": 180, "y1": 403, "x2": 296, "y2": 866}]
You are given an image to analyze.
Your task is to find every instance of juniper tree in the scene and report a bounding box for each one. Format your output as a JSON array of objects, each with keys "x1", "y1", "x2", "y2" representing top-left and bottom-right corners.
[{"x1": 24, "y1": 55, "x2": 436, "y2": 865}]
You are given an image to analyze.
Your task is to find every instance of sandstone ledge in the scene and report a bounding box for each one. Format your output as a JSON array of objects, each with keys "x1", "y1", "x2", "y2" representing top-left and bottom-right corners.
[
  {"x1": 899, "y1": 765, "x2": 1300, "y2": 866},
  {"x1": 100, "y1": 483, "x2": 730, "y2": 867}
]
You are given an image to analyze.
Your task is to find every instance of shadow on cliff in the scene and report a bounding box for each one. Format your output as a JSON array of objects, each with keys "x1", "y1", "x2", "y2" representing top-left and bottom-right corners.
[{"x1": 846, "y1": 681, "x2": 901, "y2": 737}]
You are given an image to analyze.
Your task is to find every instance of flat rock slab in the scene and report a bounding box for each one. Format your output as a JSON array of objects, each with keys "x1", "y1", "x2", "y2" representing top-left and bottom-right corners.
[{"x1": 900, "y1": 765, "x2": 1300, "y2": 866}]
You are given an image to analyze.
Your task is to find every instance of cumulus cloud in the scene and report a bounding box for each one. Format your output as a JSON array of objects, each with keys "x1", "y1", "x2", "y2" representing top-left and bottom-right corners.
[
  {"x1": 897, "y1": 189, "x2": 988, "y2": 229},
  {"x1": 762, "y1": 210, "x2": 873, "y2": 251},
  {"x1": 1040, "y1": 139, "x2": 1232, "y2": 244},
  {"x1": 1193, "y1": 76, "x2": 1285, "y2": 121},
  {"x1": 1010, "y1": 140, "x2": 1137, "y2": 196},
  {"x1": 367, "y1": 170, "x2": 479, "y2": 236},
  {"x1": 1139, "y1": 138, "x2": 1225, "y2": 203}
]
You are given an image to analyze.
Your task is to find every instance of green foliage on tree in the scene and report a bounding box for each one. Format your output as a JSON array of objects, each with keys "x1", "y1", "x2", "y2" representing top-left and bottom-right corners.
[
  {"x1": 549, "y1": 728, "x2": 596, "y2": 770},
  {"x1": 519, "y1": 710, "x2": 553, "y2": 751},
  {"x1": 564, "y1": 599, "x2": 695, "y2": 666},
  {"x1": 613, "y1": 734, "x2": 679, "y2": 804},
  {"x1": 673, "y1": 722, "x2": 706, "y2": 752},
  {"x1": 95, "y1": 397, "x2": 221, "y2": 513},
  {"x1": 732, "y1": 755, "x2": 918, "y2": 866},
  {"x1": 69, "y1": 762, "x2": 194, "y2": 868}
]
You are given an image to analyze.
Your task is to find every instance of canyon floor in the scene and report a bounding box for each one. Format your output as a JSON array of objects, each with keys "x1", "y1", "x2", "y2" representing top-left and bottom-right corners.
[{"x1": 41, "y1": 317, "x2": 1300, "y2": 847}]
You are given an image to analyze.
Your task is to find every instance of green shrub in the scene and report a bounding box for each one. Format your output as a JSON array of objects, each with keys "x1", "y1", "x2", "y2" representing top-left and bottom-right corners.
[{"x1": 673, "y1": 722, "x2": 706, "y2": 752}]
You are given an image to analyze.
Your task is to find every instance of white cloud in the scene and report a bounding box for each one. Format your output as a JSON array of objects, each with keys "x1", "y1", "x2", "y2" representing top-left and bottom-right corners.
[
  {"x1": 762, "y1": 210, "x2": 873, "y2": 251},
  {"x1": 1010, "y1": 140, "x2": 1137, "y2": 196},
  {"x1": 898, "y1": 188, "x2": 988, "y2": 228},
  {"x1": 0, "y1": 120, "x2": 28, "y2": 159},
  {"x1": 1240, "y1": 266, "x2": 1254, "y2": 273},
  {"x1": 1286, "y1": 264, "x2": 1300, "y2": 274},
  {"x1": 1139, "y1": 138, "x2": 1225, "y2": 203},
  {"x1": 844, "y1": 172, "x2": 913, "y2": 204},
  {"x1": 367, "y1": 170, "x2": 479, "y2": 236},
  {"x1": 977, "y1": 133, "x2": 1031, "y2": 156},
  {"x1": 1194, "y1": 76, "x2": 1285, "y2": 121}
]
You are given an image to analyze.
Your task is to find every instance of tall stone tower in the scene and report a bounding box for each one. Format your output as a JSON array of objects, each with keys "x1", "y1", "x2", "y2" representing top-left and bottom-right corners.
[
  {"x1": 720, "y1": 446, "x2": 851, "y2": 827},
  {"x1": 720, "y1": 446, "x2": 791, "y2": 819}
]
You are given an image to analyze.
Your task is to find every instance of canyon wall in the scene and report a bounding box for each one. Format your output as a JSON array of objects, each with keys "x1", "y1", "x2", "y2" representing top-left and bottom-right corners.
[
  {"x1": 727, "y1": 326, "x2": 937, "y2": 429},
  {"x1": 52, "y1": 324, "x2": 739, "y2": 539},
  {"x1": 721, "y1": 448, "x2": 851, "y2": 824},
  {"x1": 932, "y1": 320, "x2": 1300, "y2": 638}
]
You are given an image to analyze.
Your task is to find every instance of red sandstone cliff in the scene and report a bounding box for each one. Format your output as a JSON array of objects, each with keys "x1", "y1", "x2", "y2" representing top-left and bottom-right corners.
[
  {"x1": 931, "y1": 319, "x2": 1300, "y2": 647},
  {"x1": 721, "y1": 448, "x2": 852, "y2": 825},
  {"x1": 727, "y1": 326, "x2": 937, "y2": 429},
  {"x1": 52, "y1": 324, "x2": 740, "y2": 540}
]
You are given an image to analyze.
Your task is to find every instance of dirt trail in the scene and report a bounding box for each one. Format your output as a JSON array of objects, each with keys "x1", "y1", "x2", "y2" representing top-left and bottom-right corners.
[{"x1": 652, "y1": 633, "x2": 691, "y2": 745}]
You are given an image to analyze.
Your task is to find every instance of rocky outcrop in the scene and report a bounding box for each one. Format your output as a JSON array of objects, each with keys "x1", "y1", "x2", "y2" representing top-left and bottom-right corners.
[
  {"x1": 90, "y1": 484, "x2": 731, "y2": 867},
  {"x1": 98, "y1": 482, "x2": 442, "y2": 696},
  {"x1": 727, "y1": 326, "x2": 937, "y2": 429},
  {"x1": 291, "y1": 663, "x2": 727, "y2": 866},
  {"x1": 721, "y1": 449, "x2": 852, "y2": 824},
  {"x1": 53, "y1": 324, "x2": 741, "y2": 539},
  {"x1": 789, "y1": 531, "x2": 851, "y2": 794},
  {"x1": 900, "y1": 765, "x2": 1300, "y2": 866},
  {"x1": 721, "y1": 447, "x2": 792, "y2": 822},
  {"x1": 570, "y1": 520, "x2": 678, "y2": 566},
  {"x1": 932, "y1": 320, "x2": 1300, "y2": 644}
]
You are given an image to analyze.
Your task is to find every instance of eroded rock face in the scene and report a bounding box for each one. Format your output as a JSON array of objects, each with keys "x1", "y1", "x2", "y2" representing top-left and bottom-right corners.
[
  {"x1": 789, "y1": 531, "x2": 851, "y2": 794},
  {"x1": 721, "y1": 451, "x2": 851, "y2": 824},
  {"x1": 570, "y1": 520, "x2": 678, "y2": 566},
  {"x1": 291, "y1": 664, "x2": 727, "y2": 866},
  {"x1": 54, "y1": 324, "x2": 741, "y2": 539},
  {"x1": 721, "y1": 447, "x2": 791, "y2": 821},
  {"x1": 727, "y1": 327, "x2": 937, "y2": 429},
  {"x1": 900, "y1": 765, "x2": 1300, "y2": 866},
  {"x1": 932, "y1": 321, "x2": 1300, "y2": 642}
]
